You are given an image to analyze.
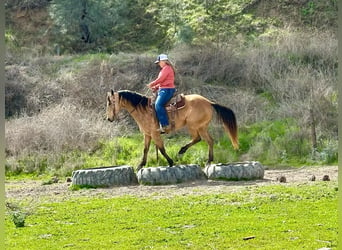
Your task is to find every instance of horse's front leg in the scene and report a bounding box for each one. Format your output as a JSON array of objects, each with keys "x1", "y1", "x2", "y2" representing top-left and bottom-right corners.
[
  {"x1": 159, "y1": 147, "x2": 174, "y2": 167},
  {"x1": 153, "y1": 135, "x2": 174, "y2": 167},
  {"x1": 137, "y1": 134, "x2": 151, "y2": 171}
]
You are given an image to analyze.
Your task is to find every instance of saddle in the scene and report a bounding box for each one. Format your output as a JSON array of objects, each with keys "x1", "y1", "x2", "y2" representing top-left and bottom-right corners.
[
  {"x1": 149, "y1": 93, "x2": 186, "y2": 132},
  {"x1": 149, "y1": 93, "x2": 186, "y2": 111},
  {"x1": 165, "y1": 93, "x2": 186, "y2": 111}
]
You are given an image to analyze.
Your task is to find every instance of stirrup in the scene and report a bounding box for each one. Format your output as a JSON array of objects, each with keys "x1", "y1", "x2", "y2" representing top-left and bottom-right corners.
[{"x1": 157, "y1": 125, "x2": 171, "y2": 134}]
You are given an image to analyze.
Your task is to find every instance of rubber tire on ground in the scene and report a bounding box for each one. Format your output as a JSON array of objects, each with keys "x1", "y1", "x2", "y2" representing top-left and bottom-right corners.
[
  {"x1": 72, "y1": 165, "x2": 138, "y2": 187},
  {"x1": 137, "y1": 164, "x2": 205, "y2": 185},
  {"x1": 204, "y1": 161, "x2": 264, "y2": 181}
]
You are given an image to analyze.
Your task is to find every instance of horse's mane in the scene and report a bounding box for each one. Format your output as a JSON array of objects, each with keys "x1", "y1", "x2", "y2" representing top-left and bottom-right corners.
[{"x1": 118, "y1": 90, "x2": 149, "y2": 109}]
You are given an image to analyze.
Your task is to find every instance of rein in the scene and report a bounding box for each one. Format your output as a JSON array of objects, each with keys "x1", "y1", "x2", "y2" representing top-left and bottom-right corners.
[
  {"x1": 127, "y1": 97, "x2": 144, "y2": 114},
  {"x1": 128, "y1": 107, "x2": 137, "y2": 114},
  {"x1": 114, "y1": 92, "x2": 120, "y2": 116}
]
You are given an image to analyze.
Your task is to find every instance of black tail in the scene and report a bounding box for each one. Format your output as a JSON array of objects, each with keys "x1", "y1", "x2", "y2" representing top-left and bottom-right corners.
[{"x1": 212, "y1": 103, "x2": 239, "y2": 149}]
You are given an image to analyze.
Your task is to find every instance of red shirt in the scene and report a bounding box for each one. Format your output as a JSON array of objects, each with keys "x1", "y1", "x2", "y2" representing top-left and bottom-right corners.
[{"x1": 150, "y1": 65, "x2": 175, "y2": 89}]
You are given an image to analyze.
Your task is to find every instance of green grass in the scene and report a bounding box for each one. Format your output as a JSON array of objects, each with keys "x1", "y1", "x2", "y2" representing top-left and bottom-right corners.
[
  {"x1": 82, "y1": 133, "x2": 237, "y2": 169},
  {"x1": 5, "y1": 118, "x2": 338, "y2": 178},
  {"x1": 80, "y1": 122, "x2": 337, "y2": 170},
  {"x1": 5, "y1": 182, "x2": 337, "y2": 249}
]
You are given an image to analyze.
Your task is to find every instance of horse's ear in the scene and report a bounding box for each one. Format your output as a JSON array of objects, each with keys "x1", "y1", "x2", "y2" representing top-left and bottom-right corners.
[{"x1": 111, "y1": 89, "x2": 114, "y2": 96}]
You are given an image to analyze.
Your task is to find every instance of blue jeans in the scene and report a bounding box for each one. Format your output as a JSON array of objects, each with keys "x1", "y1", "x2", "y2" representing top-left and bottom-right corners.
[{"x1": 155, "y1": 88, "x2": 176, "y2": 127}]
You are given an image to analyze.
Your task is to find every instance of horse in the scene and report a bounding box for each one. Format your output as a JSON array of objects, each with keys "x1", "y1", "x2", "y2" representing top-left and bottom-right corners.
[{"x1": 106, "y1": 90, "x2": 238, "y2": 171}]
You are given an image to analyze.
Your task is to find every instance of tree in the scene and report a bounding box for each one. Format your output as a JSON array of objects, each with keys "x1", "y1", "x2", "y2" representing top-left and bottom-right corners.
[{"x1": 49, "y1": 0, "x2": 164, "y2": 52}]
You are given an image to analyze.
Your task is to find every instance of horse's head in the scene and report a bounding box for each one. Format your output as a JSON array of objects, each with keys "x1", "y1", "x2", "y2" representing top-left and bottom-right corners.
[{"x1": 106, "y1": 90, "x2": 120, "y2": 122}]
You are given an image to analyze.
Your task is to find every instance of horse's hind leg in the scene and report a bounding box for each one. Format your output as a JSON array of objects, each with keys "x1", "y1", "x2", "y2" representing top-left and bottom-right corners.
[
  {"x1": 198, "y1": 128, "x2": 214, "y2": 166},
  {"x1": 178, "y1": 129, "x2": 201, "y2": 155}
]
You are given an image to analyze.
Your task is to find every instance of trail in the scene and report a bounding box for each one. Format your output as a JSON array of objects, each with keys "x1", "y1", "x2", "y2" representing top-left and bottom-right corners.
[{"x1": 5, "y1": 166, "x2": 338, "y2": 203}]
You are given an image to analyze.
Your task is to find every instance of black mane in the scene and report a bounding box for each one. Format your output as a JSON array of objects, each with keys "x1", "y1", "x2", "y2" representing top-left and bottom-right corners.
[{"x1": 118, "y1": 90, "x2": 149, "y2": 109}]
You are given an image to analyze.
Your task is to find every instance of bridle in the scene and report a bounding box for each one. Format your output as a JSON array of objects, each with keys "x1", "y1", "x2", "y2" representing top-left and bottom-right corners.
[{"x1": 113, "y1": 92, "x2": 120, "y2": 116}]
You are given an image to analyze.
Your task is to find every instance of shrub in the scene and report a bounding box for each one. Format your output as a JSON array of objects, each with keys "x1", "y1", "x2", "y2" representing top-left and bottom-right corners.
[
  {"x1": 6, "y1": 201, "x2": 32, "y2": 228},
  {"x1": 242, "y1": 29, "x2": 337, "y2": 89},
  {"x1": 5, "y1": 102, "x2": 117, "y2": 157},
  {"x1": 11, "y1": 211, "x2": 26, "y2": 228},
  {"x1": 238, "y1": 120, "x2": 313, "y2": 165},
  {"x1": 5, "y1": 102, "x2": 120, "y2": 176},
  {"x1": 171, "y1": 43, "x2": 244, "y2": 86}
]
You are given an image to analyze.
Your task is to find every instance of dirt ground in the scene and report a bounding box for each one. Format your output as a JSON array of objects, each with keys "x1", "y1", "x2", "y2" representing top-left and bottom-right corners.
[{"x1": 5, "y1": 165, "x2": 338, "y2": 202}]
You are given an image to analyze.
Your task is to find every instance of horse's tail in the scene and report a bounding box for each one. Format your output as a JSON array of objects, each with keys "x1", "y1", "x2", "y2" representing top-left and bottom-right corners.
[{"x1": 212, "y1": 103, "x2": 239, "y2": 150}]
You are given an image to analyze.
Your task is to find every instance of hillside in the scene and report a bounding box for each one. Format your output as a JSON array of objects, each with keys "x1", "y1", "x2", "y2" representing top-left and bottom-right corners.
[
  {"x1": 4, "y1": 0, "x2": 338, "y2": 176},
  {"x1": 5, "y1": 0, "x2": 337, "y2": 53}
]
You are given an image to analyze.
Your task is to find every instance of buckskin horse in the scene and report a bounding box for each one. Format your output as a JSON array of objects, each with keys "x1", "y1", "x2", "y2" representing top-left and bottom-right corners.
[{"x1": 106, "y1": 90, "x2": 238, "y2": 171}]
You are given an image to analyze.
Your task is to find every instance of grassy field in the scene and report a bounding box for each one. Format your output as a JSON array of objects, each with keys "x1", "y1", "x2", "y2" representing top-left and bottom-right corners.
[
  {"x1": 6, "y1": 121, "x2": 338, "y2": 179},
  {"x1": 5, "y1": 181, "x2": 337, "y2": 249}
]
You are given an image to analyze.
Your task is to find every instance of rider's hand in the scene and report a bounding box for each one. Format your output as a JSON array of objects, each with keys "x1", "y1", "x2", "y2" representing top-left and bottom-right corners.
[{"x1": 147, "y1": 83, "x2": 158, "y2": 92}]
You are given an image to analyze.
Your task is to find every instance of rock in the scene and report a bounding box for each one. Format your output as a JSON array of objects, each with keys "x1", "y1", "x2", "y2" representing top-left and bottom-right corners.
[
  {"x1": 308, "y1": 175, "x2": 316, "y2": 181},
  {"x1": 277, "y1": 175, "x2": 286, "y2": 183},
  {"x1": 322, "y1": 175, "x2": 330, "y2": 181},
  {"x1": 42, "y1": 176, "x2": 59, "y2": 185},
  {"x1": 204, "y1": 161, "x2": 264, "y2": 181},
  {"x1": 51, "y1": 176, "x2": 59, "y2": 183}
]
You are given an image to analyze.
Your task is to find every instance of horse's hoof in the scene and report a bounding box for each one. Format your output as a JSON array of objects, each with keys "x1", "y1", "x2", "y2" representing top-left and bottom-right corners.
[
  {"x1": 205, "y1": 162, "x2": 212, "y2": 167},
  {"x1": 178, "y1": 148, "x2": 187, "y2": 155}
]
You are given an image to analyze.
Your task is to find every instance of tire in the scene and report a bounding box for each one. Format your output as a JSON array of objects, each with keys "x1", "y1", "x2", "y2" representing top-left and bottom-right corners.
[
  {"x1": 137, "y1": 164, "x2": 205, "y2": 185},
  {"x1": 72, "y1": 165, "x2": 138, "y2": 187},
  {"x1": 204, "y1": 161, "x2": 264, "y2": 181}
]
